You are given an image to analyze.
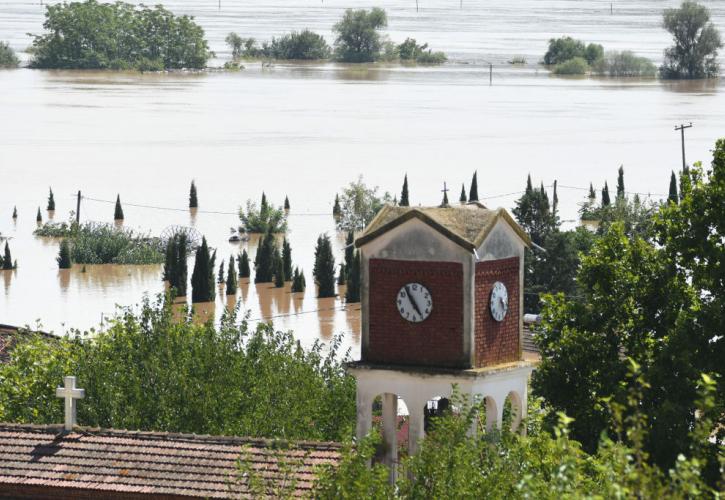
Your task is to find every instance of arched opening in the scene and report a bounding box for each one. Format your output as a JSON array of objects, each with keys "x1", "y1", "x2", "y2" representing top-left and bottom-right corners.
[
  {"x1": 370, "y1": 393, "x2": 406, "y2": 472},
  {"x1": 502, "y1": 391, "x2": 523, "y2": 433},
  {"x1": 423, "y1": 396, "x2": 452, "y2": 433},
  {"x1": 481, "y1": 395, "x2": 498, "y2": 433}
]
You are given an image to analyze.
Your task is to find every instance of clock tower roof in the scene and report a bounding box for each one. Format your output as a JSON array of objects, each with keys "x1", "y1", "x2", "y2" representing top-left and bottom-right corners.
[{"x1": 355, "y1": 203, "x2": 531, "y2": 251}]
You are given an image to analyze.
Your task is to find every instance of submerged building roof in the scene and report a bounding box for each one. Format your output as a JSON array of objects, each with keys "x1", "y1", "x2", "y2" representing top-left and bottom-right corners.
[
  {"x1": 355, "y1": 203, "x2": 531, "y2": 251},
  {"x1": 0, "y1": 424, "x2": 341, "y2": 499}
]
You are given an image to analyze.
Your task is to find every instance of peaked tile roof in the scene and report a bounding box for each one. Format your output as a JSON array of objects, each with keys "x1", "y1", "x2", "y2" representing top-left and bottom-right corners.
[
  {"x1": 355, "y1": 203, "x2": 531, "y2": 251},
  {"x1": 0, "y1": 424, "x2": 341, "y2": 499}
]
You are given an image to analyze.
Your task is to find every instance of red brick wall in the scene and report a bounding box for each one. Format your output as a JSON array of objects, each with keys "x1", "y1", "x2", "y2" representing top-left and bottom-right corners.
[
  {"x1": 474, "y1": 257, "x2": 520, "y2": 367},
  {"x1": 366, "y1": 259, "x2": 465, "y2": 368}
]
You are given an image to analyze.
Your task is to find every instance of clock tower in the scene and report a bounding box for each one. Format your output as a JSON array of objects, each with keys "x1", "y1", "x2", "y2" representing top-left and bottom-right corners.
[{"x1": 348, "y1": 202, "x2": 535, "y2": 472}]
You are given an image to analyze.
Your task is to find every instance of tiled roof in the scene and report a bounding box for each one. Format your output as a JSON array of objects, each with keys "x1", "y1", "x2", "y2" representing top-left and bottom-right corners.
[
  {"x1": 0, "y1": 424, "x2": 341, "y2": 499},
  {"x1": 355, "y1": 204, "x2": 531, "y2": 251}
]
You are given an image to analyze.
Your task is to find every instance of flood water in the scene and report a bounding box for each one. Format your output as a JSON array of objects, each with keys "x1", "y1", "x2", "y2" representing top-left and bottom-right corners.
[{"x1": 1, "y1": 1, "x2": 725, "y2": 355}]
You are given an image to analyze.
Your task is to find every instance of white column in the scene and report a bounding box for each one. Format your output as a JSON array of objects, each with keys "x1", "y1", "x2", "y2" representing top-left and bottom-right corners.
[
  {"x1": 519, "y1": 384, "x2": 529, "y2": 436},
  {"x1": 356, "y1": 387, "x2": 372, "y2": 441},
  {"x1": 485, "y1": 396, "x2": 498, "y2": 433},
  {"x1": 381, "y1": 393, "x2": 398, "y2": 482},
  {"x1": 406, "y1": 397, "x2": 426, "y2": 456}
]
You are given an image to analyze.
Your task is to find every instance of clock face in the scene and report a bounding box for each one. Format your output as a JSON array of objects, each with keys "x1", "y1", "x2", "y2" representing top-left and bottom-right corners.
[
  {"x1": 490, "y1": 281, "x2": 508, "y2": 322},
  {"x1": 397, "y1": 283, "x2": 432, "y2": 323}
]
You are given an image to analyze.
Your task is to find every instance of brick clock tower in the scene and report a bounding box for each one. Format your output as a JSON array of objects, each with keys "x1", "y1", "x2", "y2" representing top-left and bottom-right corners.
[{"x1": 348, "y1": 203, "x2": 535, "y2": 470}]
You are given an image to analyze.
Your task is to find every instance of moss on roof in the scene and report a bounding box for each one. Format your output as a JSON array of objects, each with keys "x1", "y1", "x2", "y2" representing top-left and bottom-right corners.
[{"x1": 355, "y1": 203, "x2": 530, "y2": 251}]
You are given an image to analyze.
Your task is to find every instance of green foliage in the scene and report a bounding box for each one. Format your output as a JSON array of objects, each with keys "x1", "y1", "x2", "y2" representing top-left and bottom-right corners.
[
  {"x1": 237, "y1": 249, "x2": 251, "y2": 279},
  {"x1": 282, "y1": 238, "x2": 292, "y2": 281},
  {"x1": 512, "y1": 175, "x2": 555, "y2": 246},
  {"x1": 2, "y1": 243, "x2": 14, "y2": 270},
  {"x1": 0, "y1": 41, "x2": 20, "y2": 68},
  {"x1": 0, "y1": 296, "x2": 356, "y2": 442},
  {"x1": 333, "y1": 8, "x2": 388, "y2": 63},
  {"x1": 228, "y1": 30, "x2": 330, "y2": 60},
  {"x1": 29, "y1": 0, "x2": 211, "y2": 70},
  {"x1": 57, "y1": 239, "x2": 72, "y2": 269},
  {"x1": 12, "y1": 206, "x2": 17, "y2": 219},
  {"x1": 335, "y1": 176, "x2": 391, "y2": 232},
  {"x1": 254, "y1": 232, "x2": 277, "y2": 283},
  {"x1": 459, "y1": 183, "x2": 467, "y2": 203},
  {"x1": 114, "y1": 194, "x2": 124, "y2": 221},
  {"x1": 616, "y1": 165, "x2": 625, "y2": 198},
  {"x1": 226, "y1": 256, "x2": 237, "y2": 295},
  {"x1": 34, "y1": 221, "x2": 74, "y2": 237},
  {"x1": 332, "y1": 194, "x2": 341, "y2": 218},
  {"x1": 553, "y1": 56, "x2": 589, "y2": 75},
  {"x1": 669, "y1": 171, "x2": 679, "y2": 204},
  {"x1": 36, "y1": 207, "x2": 42, "y2": 223},
  {"x1": 64, "y1": 223, "x2": 164, "y2": 264},
  {"x1": 544, "y1": 36, "x2": 603, "y2": 66},
  {"x1": 468, "y1": 171, "x2": 479, "y2": 201},
  {"x1": 660, "y1": 1, "x2": 722, "y2": 79},
  {"x1": 163, "y1": 233, "x2": 188, "y2": 296},
  {"x1": 191, "y1": 237, "x2": 215, "y2": 303},
  {"x1": 274, "y1": 256, "x2": 285, "y2": 288},
  {"x1": 397, "y1": 38, "x2": 446, "y2": 65},
  {"x1": 225, "y1": 32, "x2": 244, "y2": 60},
  {"x1": 218, "y1": 260, "x2": 225, "y2": 284},
  {"x1": 291, "y1": 267, "x2": 306, "y2": 293},
  {"x1": 239, "y1": 193, "x2": 287, "y2": 233},
  {"x1": 602, "y1": 181, "x2": 611, "y2": 206},
  {"x1": 189, "y1": 181, "x2": 198, "y2": 208},
  {"x1": 337, "y1": 264, "x2": 346, "y2": 286},
  {"x1": 592, "y1": 50, "x2": 657, "y2": 77},
  {"x1": 345, "y1": 251, "x2": 360, "y2": 303},
  {"x1": 314, "y1": 234, "x2": 336, "y2": 298},
  {"x1": 399, "y1": 174, "x2": 409, "y2": 207},
  {"x1": 47, "y1": 188, "x2": 55, "y2": 211},
  {"x1": 284, "y1": 196, "x2": 290, "y2": 210}
]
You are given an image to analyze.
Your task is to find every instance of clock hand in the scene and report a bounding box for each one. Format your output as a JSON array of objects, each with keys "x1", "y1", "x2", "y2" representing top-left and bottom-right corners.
[{"x1": 405, "y1": 285, "x2": 423, "y2": 317}]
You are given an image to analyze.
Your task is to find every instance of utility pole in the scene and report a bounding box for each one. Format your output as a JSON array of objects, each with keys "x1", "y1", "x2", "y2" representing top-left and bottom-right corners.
[
  {"x1": 675, "y1": 122, "x2": 693, "y2": 171},
  {"x1": 76, "y1": 190, "x2": 81, "y2": 224}
]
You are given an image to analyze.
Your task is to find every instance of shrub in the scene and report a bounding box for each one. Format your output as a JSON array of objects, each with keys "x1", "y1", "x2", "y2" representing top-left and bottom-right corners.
[
  {"x1": 237, "y1": 250, "x2": 251, "y2": 279},
  {"x1": 57, "y1": 239, "x2": 72, "y2": 269},
  {"x1": 333, "y1": 8, "x2": 388, "y2": 63},
  {"x1": 592, "y1": 51, "x2": 657, "y2": 77},
  {"x1": 544, "y1": 36, "x2": 603, "y2": 65},
  {"x1": 239, "y1": 193, "x2": 287, "y2": 233},
  {"x1": 268, "y1": 30, "x2": 331, "y2": 60},
  {"x1": 553, "y1": 56, "x2": 589, "y2": 75},
  {"x1": 68, "y1": 223, "x2": 164, "y2": 264},
  {"x1": 415, "y1": 50, "x2": 447, "y2": 65},
  {"x1": 0, "y1": 41, "x2": 19, "y2": 68}
]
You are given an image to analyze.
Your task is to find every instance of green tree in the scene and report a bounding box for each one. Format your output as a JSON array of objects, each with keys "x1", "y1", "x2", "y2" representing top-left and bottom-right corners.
[
  {"x1": 335, "y1": 176, "x2": 391, "y2": 232},
  {"x1": 238, "y1": 249, "x2": 251, "y2": 279},
  {"x1": 660, "y1": 1, "x2": 722, "y2": 79},
  {"x1": 440, "y1": 185, "x2": 449, "y2": 206},
  {"x1": 2, "y1": 243, "x2": 13, "y2": 270},
  {"x1": 226, "y1": 256, "x2": 237, "y2": 295},
  {"x1": 345, "y1": 251, "x2": 361, "y2": 303},
  {"x1": 589, "y1": 182, "x2": 596, "y2": 199},
  {"x1": 226, "y1": 32, "x2": 244, "y2": 59},
  {"x1": 544, "y1": 36, "x2": 603, "y2": 65},
  {"x1": 459, "y1": 184, "x2": 467, "y2": 203},
  {"x1": 282, "y1": 238, "x2": 292, "y2": 281},
  {"x1": 601, "y1": 181, "x2": 611, "y2": 206},
  {"x1": 189, "y1": 181, "x2": 198, "y2": 208},
  {"x1": 668, "y1": 171, "x2": 679, "y2": 204},
  {"x1": 36, "y1": 208, "x2": 42, "y2": 223},
  {"x1": 512, "y1": 175, "x2": 554, "y2": 246},
  {"x1": 468, "y1": 171, "x2": 479, "y2": 201},
  {"x1": 591, "y1": 50, "x2": 657, "y2": 77},
  {"x1": 314, "y1": 235, "x2": 336, "y2": 298},
  {"x1": 616, "y1": 165, "x2": 625, "y2": 198},
  {"x1": 399, "y1": 174, "x2": 409, "y2": 207},
  {"x1": 284, "y1": 196, "x2": 290, "y2": 210},
  {"x1": 114, "y1": 195, "x2": 124, "y2": 221},
  {"x1": 254, "y1": 232, "x2": 276, "y2": 283},
  {"x1": 47, "y1": 188, "x2": 55, "y2": 211},
  {"x1": 267, "y1": 30, "x2": 331, "y2": 60},
  {"x1": 218, "y1": 260, "x2": 225, "y2": 284},
  {"x1": 12, "y1": 207, "x2": 17, "y2": 219},
  {"x1": 170, "y1": 234, "x2": 188, "y2": 296},
  {"x1": 275, "y1": 258, "x2": 285, "y2": 288},
  {"x1": 332, "y1": 194, "x2": 341, "y2": 218},
  {"x1": 240, "y1": 194, "x2": 287, "y2": 233},
  {"x1": 333, "y1": 8, "x2": 388, "y2": 63},
  {"x1": 191, "y1": 237, "x2": 215, "y2": 303},
  {"x1": 291, "y1": 267, "x2": 306, "y2": 293},
  {"x1": 0, "y1": 41, "x2": 20, "y2": 68}
]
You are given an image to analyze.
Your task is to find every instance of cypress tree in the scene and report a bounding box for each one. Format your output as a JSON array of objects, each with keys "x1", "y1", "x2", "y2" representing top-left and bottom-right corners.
[
  {"x1": 344, "y1": 231, "x2": 354, "y2": 277},
  {"x1": 282, "y1": 238, "x2": 292, "y2": 281},
  {"x1": 163, "y1": 236, "x2": 177, "y2": 282},
  {"x1": 260, "y1": 192, "x2": 268, "y2": 212},
  {"x1": 191, "y1": 237, "x2": 214, "y2": 303},
  {"x1": 114, "y1": 195, "x2": 124, "y2": 221},
  {"x1": 274, "y1": 257, "x2": 285, "y2": 288},
  {"x1": 313, "y1": 235, "x2": 323, "y2": 283},
  {"x1": 189, "y1": 181, "x2": 198, "y2": 208},
  {"x1": 174, "y1": 234, "x2": 188, "y2": 296},
  {"x1": 552, "y1": 180, "x2": 559, "y2": 218},
  {"x1": 57, "y1": 240, "x2": 72, "y2": 269},
  {"x1": 525, "y1": 174, "x2": 533, "y2": 194},
  {"x1": 208, "y1": 250, "x2": 217, "y2": 300},
  {"x1": 36, "y1": 208, "x2": 42, "y2": 223},
  {"x1": 2, "y1": 243, "x2": 13, "y2": 270},
  {"x1": 400, "y1": 174, "x2": 409, "y2": 207},
  {"x1": 337, "y1": 263, "x2": 346, "y2": 285},
  {"x1": 291, "y1": 267, "x2": 306, "y2": 293},
  {"x1": 601, "y1": 182, "x2": 611, "y2": 206},
  {"x1": 668, "y1": 171, "x2": 679, "y2": 204},
  {"x1": 616, "y1": 165, "x2": 625, "y2": 198},
  {"x1": 588, "y1": 182, "x2": 596, "y2": 200},
  {"x1": 345, "y1": 250, "x2": 361, "y2": 303},
  {"x1": 47, "y1": 188, "x2": 55, "y2": 211},
  {"x1": 218, "y1": 259, "x2": 225, "y2": 284},
  {"x1": 459, "y1": 184, "x2": 467, "y2": 203},
  {"x1": 12, "y1": 207, "x2": 17, "y2": 219},
  {"x1": 469, "y1": 171, "x2": 479, "y2": 201},
  {"x1": 284, "y1": 196, "x2": 290, "y2": 210},
  {"x1": 254, "y1": 232, "x2": 276, "y2": 283},
  {"x1": 226, "y1": 256, "x2": 238, "y2": 294},
  {"x1": 332, "y1": 194, "x2": 341, "y2": 217},
  {"x1": 238, "y1": 249, "x2": 251, "y2": 278},
  {"x1": 314, "y1": 234, "x2": 336, "y2": 298}
]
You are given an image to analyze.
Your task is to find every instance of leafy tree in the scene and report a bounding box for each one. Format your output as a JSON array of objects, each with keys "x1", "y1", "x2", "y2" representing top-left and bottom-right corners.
[
  {"x1": 589, "y1": 182, "x2": 596, "y2": 199},
  {"x1": 468, "y1": 171, "x2": 479, "y2": 202},
  {"x1": 226, "y1": 256, "x2": 237, "y2": 295},
  {"x1": 240, "y1": 194, "x2": 287, "y2": 233},
  {"x1": 332, "y1": 194, "x2": 341, "y2": 218},
  {"x1": 189, "y1": 181, "x2": 198, "y2": 208},
  {"x1": 29, "y1": 1, "x2": 210, "y2": 70},
  {"x1": 254, "y1": 232, "x2": 276, "y2": 283},
  {"x1": 225, "y1": 32, "x2": 244, "y2": 59},
  {"x1": 114, "y1": 195, "x2": 124, "y2": 221},
  {"x1": 591, "y1": 50, "x2": 657, "y2": 77},
  {"x1": 284, "y1": 196, "x2": 290, "y2": 210},
  {"x1": 616, "y1": 165, "x2": 625, "y2": 198},
  {"x1": 314, "y1": 234, "x2": 336, "y2": 298},
  {"x1": 399, "y1": 174, "x2": 409, "y2": 207},
  {"x1": 660, "y1": 1, "x2": 722, "y2": 79},
  {"x1": 668, "y1": 171, "x2": 679, "y2": 204},
  {"x1": 601, "y1": 181, "x2": 611, "y2": 206},
  {"x1": 553, "y1": 56, "x2": 589, "y2": 75},
  {"x1": 36, "y1": 208, "x2": 42, "y2": 223},
  {"x1": 459, "y1": 184, "x2": 467, "y2": 203},
  {"x1": 0, "y1": 41, "x2": 20, "y2": 68},
  {"x1": 544, "y1": 36, "x2": 603, "y2": 65},
  {"x1": 47, "y1": 188, "x2": 55, "y2": 211},
  {"x1": 335, "y1": 176, "x2": 391, "y2": 232},
  {"x1": 237, "y1": 249, "x2": 251, "y2": 279},
  {"x1": 2, "y1": 243, "x2": 13, "y2": 270},
  {"x1": 191, "y1": 237, "x2": 215, "y2": 303},
  {"x1": 333, "y1": 8, "x2": 388, "y2": 63},
  {"x1": 512, "y1": 175, "x2": 554, "y2": 246},
  {"x1": 282, "y1": 238, "x2": 292, "y2": 281},
  {"x1": 267, "y1": 30, "x2": 331, "y2": 60},
  {"x1": 397, "y1": 37, "x2": 446, "y2": 64},
  {"x1": 345, "y1": 251, "x2": 361, "y2": 303}
]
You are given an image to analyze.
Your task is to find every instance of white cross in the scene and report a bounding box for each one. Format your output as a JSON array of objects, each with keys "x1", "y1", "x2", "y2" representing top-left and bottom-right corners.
[{"x1": 56, "y1": 376, "x2": 84, "y2": 431}]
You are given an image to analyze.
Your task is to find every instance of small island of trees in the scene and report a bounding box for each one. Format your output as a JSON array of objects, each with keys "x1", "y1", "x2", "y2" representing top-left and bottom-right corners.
[{"x1": 0, "y1": 42, "x2": 19, "y2": 68}]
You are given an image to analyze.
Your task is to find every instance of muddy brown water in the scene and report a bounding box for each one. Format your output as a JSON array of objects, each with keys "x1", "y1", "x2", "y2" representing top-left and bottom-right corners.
[{"x1": 1, "y1": 1, "x2": 724, "y2": 356}]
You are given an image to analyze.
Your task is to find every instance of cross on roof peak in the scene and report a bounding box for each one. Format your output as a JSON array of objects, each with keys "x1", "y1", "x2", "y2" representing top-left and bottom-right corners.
[{"x1": 56, "y1": 376, "x2": 84, "y2": 431}]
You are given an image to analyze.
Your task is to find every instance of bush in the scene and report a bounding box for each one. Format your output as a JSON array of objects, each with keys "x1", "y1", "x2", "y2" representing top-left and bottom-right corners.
[
  {"x1": 268, "y1": 30, "x2": 330, "y2": 60},
  {"x1": 592, "y1": 51, "x2": 657, "y2": 77},
  {"x1": 553, "y1": 56, "x2": 589, "y2": 75},
  {"x1": 333, "y1": 8, "x2": 388, "y2": 63},
  {"x1": 239, "y1": 194, "x2": 287, "y2": 233},
  {"x1": 29, "y1": 0, "x2": 211, "y2": 70},
  {"x1": 0, "y1": 41, "x2": 19, "y2": 68},
  {"x1": 57, "y1": 239, "x2": 72, "y2": 269},
  {"x1": 544, "y1": 36, "x2": 603, "y2": 66},
  {"x1": 335, "y1": 176, "x2": 392, "y2": 232}
]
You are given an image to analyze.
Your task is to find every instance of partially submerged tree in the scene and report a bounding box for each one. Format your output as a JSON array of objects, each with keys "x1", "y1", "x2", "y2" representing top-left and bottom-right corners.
[
  {"x1": 616, "y1": 166, "x2": 625, "y2": 199},
  {"x1": 189, "y1": 181, "x2": 198, "y2": 208},
  {"x1": 332, "y1": 194, "x2": 341, "y2": 218},
  {"x1": 36, "y1": 208, "x2": 42, "y2": 223},
  {"x1": 226, "y1": 256, "x2": 238, "y2": 295},
  {"x1": 314, "y1": 234, "x2": 336, "y2": 298},
  {"x1": 274, "y1": 258, "x2": 285, "y2": 288},
  {"x1": 282, "y1": 238, "x2": 293, "y2": 281},
  {"x1": 284, "y1": 196, "x2": 290, "y2": 211},
  {"x1": 163, "y1": 234, "x2": 188, "y2": 296},
  {"x1": 333, "y1": 8, "x2": 387, "y2": 63},
  {"x1": 240, "y1": 193, "x2": 287, "y2": 233},
  {"x1": 254, "y1": 232, "x2": 276, "y2": 283},
  {"x1": 12, "y1": 207, "x2": 17, "y2": 219},
  {"x1": 668, "y1": 171, "x2": 679, "y2": 204},
  {"x1": 0, "y1": 41, "x2": 20, "y2": 68},
  {"x1": 238, "y1": 249, "x2": 251, "y2": 279},
  {"x1": 47, "y1": 188, "x2": 55, "y2": 211},
  {"x1": 660, "y1": 1, "x2": 722, "y2": 79},
  {"x1": 459, "y1": 184, "x2": 467, "y2": 203},
  {"x1": 2, "y1": 243, "x2": 13, "y2": 270},
  {"x1": 601, "y1": 182, "x2": 611, "y2": 207},
  {"x1": 335, "y1": 176, "x2": 392, "y2": 232},
  {"x1": 114, "y1": 195, "x2": 124, "y2": 221},
  {"x1": 191, "y1": 237, "x2": 215, "y2": 303},
  {"x1": 291, "y1": 267, "x2": 306, "y2": 293}
]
